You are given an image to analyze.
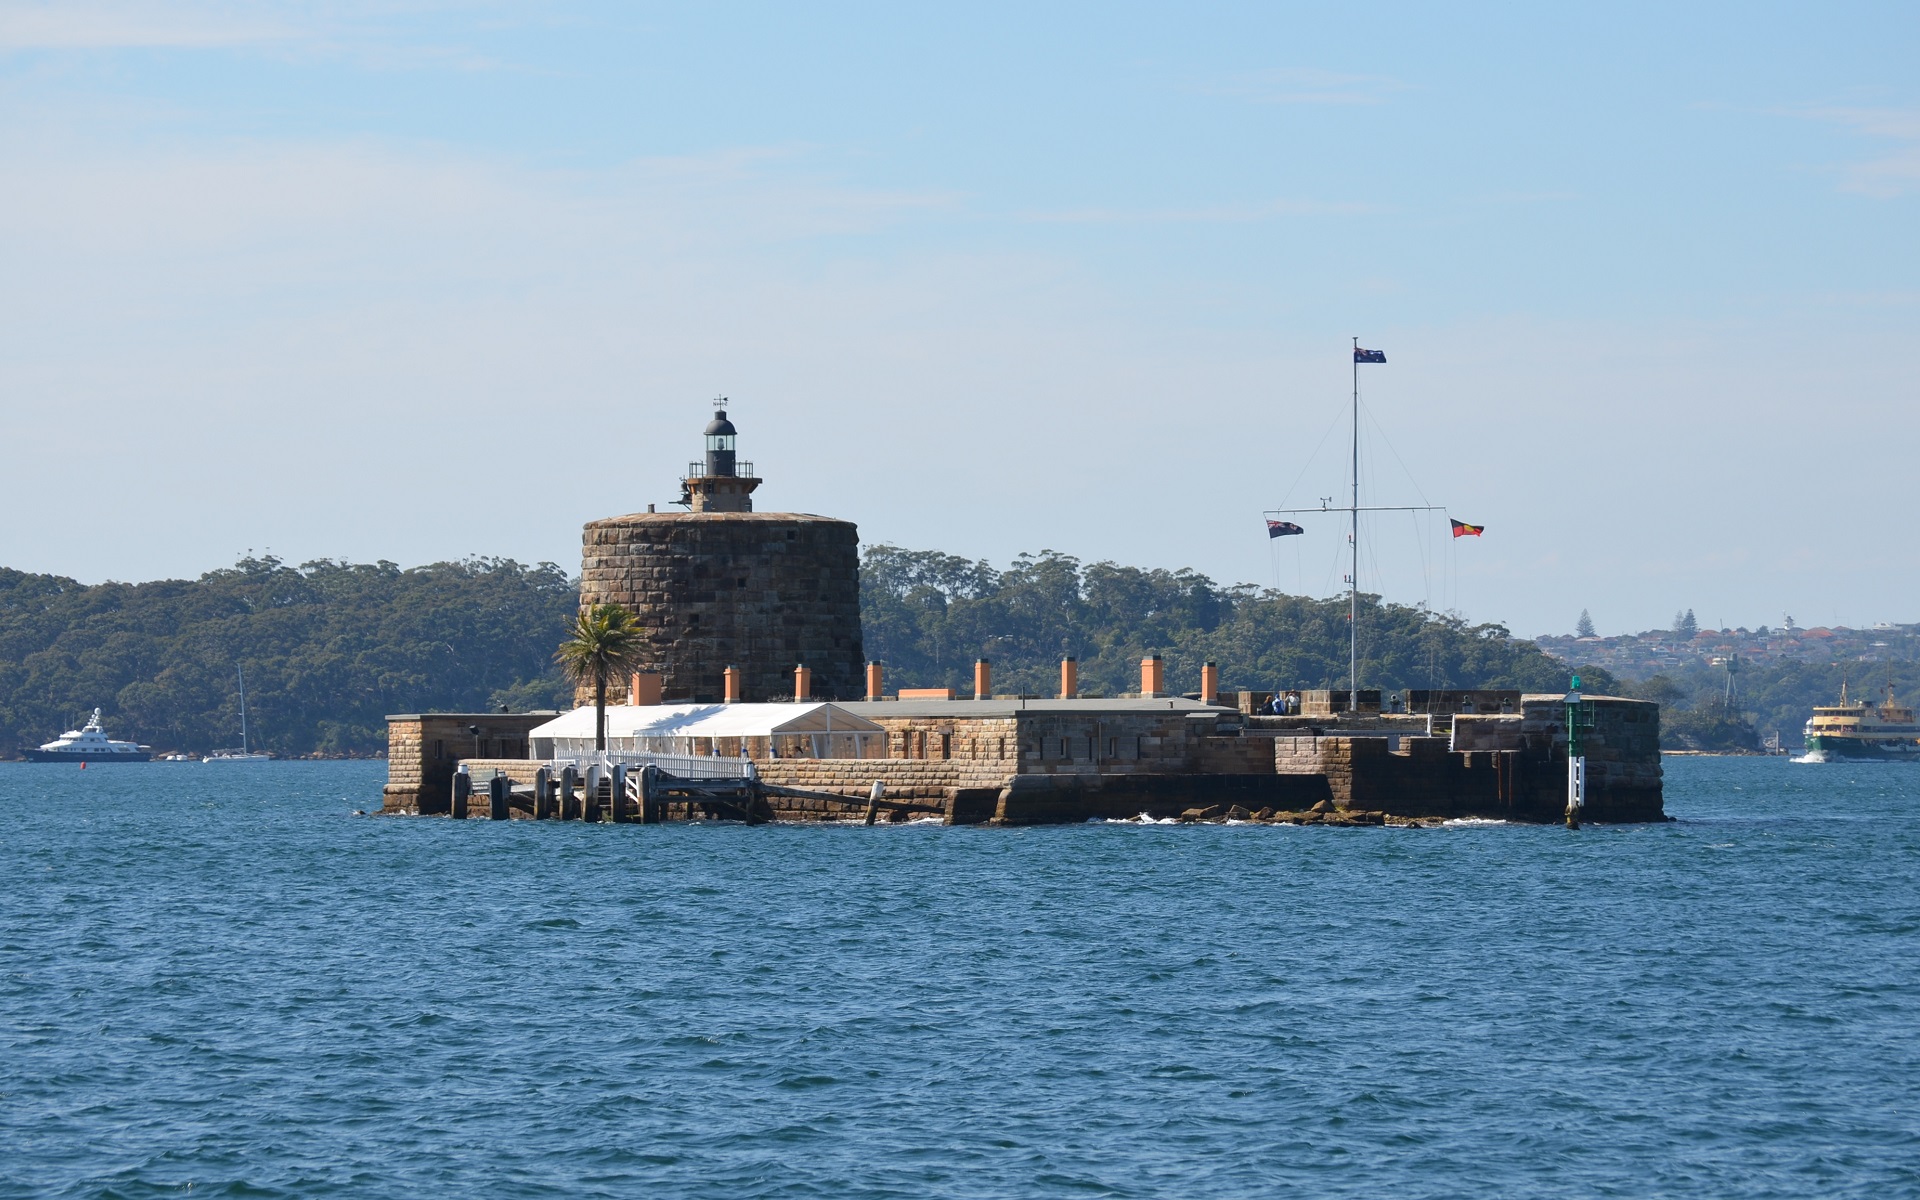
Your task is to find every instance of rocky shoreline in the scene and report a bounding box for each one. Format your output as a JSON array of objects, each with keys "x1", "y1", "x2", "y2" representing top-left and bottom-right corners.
[{"x1": 1176, "y1": 799, "x2": 1444, "y2": 828}]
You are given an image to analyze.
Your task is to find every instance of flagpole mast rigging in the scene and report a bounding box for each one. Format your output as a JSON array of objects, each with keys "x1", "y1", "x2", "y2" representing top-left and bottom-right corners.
[
  {"x1": 1265, "y1": 340, "x2": 1476, "y2": 716},
  {"x1": 1350, "y1": 336, "x2": 1360, "y2": 711}
]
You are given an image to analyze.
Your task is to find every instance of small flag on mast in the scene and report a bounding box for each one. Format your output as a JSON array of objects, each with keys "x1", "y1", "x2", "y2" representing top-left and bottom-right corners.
[
  {"x1": 1267, "y1": 520, "x2": 1304, "y2": 538},
  {"x1": 1354, "y1": 347, "x2": 1386, "y2": 363},
  {"x1": 1450, "y1": 519, "x2": 1484, "y2": 538}
]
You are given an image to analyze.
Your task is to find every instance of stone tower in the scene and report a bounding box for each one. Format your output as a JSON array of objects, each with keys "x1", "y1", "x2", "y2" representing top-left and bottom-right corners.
[{"x1": 577, "y1": 403, "x2": 865, "y2": 704}]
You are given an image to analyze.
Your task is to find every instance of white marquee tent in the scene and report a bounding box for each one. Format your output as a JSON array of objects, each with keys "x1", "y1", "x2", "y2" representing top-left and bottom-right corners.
[{"x1": 528, "y1": 703, "x2": 885, "y2": 761}]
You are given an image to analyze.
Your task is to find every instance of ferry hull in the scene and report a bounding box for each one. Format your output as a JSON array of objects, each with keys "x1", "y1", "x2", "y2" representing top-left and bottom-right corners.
[
  {"x1": 22, "y1": 748, "x2": 152, "y2": 763},
  {"x1": 1803, "y1": 736, "x2": 1920, "y2": 762}
]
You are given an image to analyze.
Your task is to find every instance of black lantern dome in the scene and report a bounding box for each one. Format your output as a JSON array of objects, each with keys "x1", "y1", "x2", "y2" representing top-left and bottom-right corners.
[{"x1": 704, "y1": 405, "x2": 737, "y2": 476}]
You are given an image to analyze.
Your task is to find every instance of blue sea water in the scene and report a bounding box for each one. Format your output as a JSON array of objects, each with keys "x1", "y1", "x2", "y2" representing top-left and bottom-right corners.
[{"x1": 2, "y1": 757, "x2": 1918, "y2": 1198}]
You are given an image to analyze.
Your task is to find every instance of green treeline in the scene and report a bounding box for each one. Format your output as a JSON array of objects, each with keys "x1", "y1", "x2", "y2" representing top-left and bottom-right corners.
[
  {"x1": 0, "y1": 557, "x2": 576, "y2": 757},
  {"x1": 861, "y1": 546, "x2": 1606, "y2": 699},
  {"x1": 0, "y1": 546, "x2": 1613, "y2": 758}
]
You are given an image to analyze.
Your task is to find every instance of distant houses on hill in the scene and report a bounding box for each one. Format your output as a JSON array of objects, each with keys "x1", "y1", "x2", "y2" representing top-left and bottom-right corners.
[{"x1": 1535, "y1": 622, "x2": 1920, "y2": 680}]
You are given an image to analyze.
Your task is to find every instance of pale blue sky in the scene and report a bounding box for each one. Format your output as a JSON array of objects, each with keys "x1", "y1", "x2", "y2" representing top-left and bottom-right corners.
[{"x1": 3, "y1": 2, "x2": 1916, "y2": 637}]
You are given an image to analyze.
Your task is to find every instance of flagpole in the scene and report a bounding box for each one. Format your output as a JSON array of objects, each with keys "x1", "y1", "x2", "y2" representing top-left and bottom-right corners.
[{"x1": 1350, "y1": 336, "x2": 1360, "y2": 713}]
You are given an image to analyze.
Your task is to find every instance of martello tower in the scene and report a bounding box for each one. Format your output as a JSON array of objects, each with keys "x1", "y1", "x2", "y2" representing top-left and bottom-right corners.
[{"x1": 577, "y1": 402, "x2": 865, "y2": 703}]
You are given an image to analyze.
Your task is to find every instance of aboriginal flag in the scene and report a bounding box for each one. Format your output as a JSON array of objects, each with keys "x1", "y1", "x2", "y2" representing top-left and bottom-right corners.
[
  {"x1": 1267, "y1": 520, "x2": 1304, "y2": 538},
  {"x1": 1450, "y1": 519, "x2": 1484, "y2": 538},
  {"x1": 1354, "y1": 347, "x2": 1386, "y2": 363}
]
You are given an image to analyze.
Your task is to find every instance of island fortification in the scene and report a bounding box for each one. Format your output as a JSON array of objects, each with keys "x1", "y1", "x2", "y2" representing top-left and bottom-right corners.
[
  {"x1": 384, "y1": 402, "x2": 1663, "y2": 827},
  {"x1": 576, "y1": 405, "x2": 864, "y2": 704}
]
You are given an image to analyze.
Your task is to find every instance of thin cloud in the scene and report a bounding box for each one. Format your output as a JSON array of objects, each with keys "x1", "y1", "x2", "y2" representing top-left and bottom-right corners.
[
  {"x1": 1025, "y1": 198, "x2": 1384, "y2": 224},
  {"x1": 0, "y1": 1, "x2": 513, "y2": 72},
  {"x1": 1202, "y1": 67, "x2": 1410, "y2": 107},
  {"x1": 1799, "y1": 106, "x2": 1920, "y2": 197},
  {"x1": 0, "y1": 1, "x2": 297, "y2": 50}
]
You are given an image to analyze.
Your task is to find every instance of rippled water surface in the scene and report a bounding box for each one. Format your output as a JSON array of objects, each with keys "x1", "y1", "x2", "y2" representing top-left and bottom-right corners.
[{"x1": 4, "y1": 757, "x2": 1919, "y2": 1198}]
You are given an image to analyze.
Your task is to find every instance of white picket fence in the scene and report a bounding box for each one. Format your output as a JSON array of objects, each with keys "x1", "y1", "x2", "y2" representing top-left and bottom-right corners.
[{"x1": 542, "y1": 751, "x2": 756, "y2": 780}]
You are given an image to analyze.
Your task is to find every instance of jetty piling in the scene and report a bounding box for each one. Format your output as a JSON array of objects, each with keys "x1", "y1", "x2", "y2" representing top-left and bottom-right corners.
[
  {"x1": 451, "y1": 767, "x2": 470, "y2": 819},
  {"x1": 611, "y1": 764, "x2": 629, "y2": 824},
  {"x1": 637, "y1": 764, "x2": 658, "y2": 824},
  {"x1": 488, "y1": 772, "x2": 510, "y2": 821},
  {"x1": 533, "y1": 767, "x2": 552, "y2": 820},
  {"x1": 560, "y1": 766, "x2": 578, "y2": 821},
  {"x1": 584, "y1": 764, "x2": 604, "y2": 823}
]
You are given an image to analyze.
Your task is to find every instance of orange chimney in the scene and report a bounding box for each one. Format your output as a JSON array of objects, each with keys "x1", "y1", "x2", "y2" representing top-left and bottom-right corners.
[
  {"x1": 723, "y1": 665, "x2": 742, "y2": 704},
  {"x1": 1060, "y1": 656, "x2": 1078, "y2": 699},
  {"x1": 629, "y1": 672, "x2": 663, "y2": 706},
  {"x1": 866, "y1": 661, "x2": 884, "y2": 701},
  {"x1": 1141, "y1": 654, "x2": 1164, "y2": 698},
  {"x1": 974, "y1": 658, "x2": 992, "y2": 700},
  {"x1": 794, "y1": 664, "x2": 812, "y2": 701},
  {"x1": 1200, "y1": 661, "x2": 1219, "y2": 705}
]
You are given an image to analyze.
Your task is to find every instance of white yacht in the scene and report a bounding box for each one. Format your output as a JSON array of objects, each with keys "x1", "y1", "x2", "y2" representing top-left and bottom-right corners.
[
  {"x1": 26, "y1": 709, "x2": 152, "y2": 762},
  {"x1": 204, "y1": 665, "x2": 272, "y2": 763}
]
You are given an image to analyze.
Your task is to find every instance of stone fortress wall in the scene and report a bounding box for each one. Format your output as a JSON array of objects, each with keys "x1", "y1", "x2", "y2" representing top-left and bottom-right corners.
[{"x1": 579, "y1": 511, "x2": 863, "y2": 704}]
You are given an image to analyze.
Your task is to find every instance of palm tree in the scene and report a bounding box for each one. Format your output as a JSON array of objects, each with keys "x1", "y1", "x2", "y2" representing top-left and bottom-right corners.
[{"x1": 554, "y1": 603, "x2": 647, "y2": 753}]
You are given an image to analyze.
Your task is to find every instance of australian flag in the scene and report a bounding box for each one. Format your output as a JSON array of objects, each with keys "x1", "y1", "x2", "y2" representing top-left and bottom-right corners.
[
  {"x1": 1354, "y1": 347, "x2": 1386, "y2": 363},
  {"x1": 1267, "y1": 520, "x2": 1304, "y2": 538}
]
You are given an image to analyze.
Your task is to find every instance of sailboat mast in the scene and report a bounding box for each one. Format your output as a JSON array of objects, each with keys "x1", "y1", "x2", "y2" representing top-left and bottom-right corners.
[
  {"x1": 1350, "y1": 337, "x2": 1360, "y2": 711},
  {"x1": 238, "y1": 665, "x2": 249, "y2": 755}
]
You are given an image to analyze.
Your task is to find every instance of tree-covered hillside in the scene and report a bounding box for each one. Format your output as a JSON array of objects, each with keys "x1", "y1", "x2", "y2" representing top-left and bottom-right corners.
[
  {"x1": 861, "y1": 546, "x2": 1608, "y2": 699},
  {"x1": 0, "y1": 546, "x2": 1611, "y2": 758},
  {"x1": 0, "y1": 557, "x2": 576, "y2": 757}
]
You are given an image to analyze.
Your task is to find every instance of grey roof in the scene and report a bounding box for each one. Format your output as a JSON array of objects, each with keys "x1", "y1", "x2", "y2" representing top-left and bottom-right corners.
[
  {"x1": 384, "y1": 711, "x2": 563, "y2": 721},
  {"x1": 835, "y1": 697, "x2": 1235, "y2": 719},
  {"x1": 1519, "y1": 694, "x2": 1646, "y2": 704}
]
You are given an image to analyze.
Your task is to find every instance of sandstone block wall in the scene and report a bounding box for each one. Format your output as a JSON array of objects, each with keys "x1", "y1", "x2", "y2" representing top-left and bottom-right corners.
[
  {"x1": 579, "y1": 511, "x2": 864, "y2": 705},
  {"x1": 383, "y1": 714, "x2": 555, "y2": 813},
  {"x1": 757, "y1": 757, "x2": 1012, "y2": 801},
  {"x1": 1515, "y1": 696, "x2": 1663, "y2": 818},
  {"x1": 1195, "y1": 735, "x2": 1279, "y2": 774},
  {"x1": 1271, "y1": 692, "x2": 1665, "y2": 822},
  {"x1": 864, "y1": 715, "x2": 1021, "y2": 765},
  {"x1": 1274, "y1": 736, "x2": 1516, "y2": 817},
  {"x1": 1009, "y1": 711, "x2": 1207, "y2": 775},
  {"x1": 993, "y1": 772, "x2": 1331, "y2": 824},
  {"x1": 858, "y1": 710, "x2": 1252, "y2": 776}
]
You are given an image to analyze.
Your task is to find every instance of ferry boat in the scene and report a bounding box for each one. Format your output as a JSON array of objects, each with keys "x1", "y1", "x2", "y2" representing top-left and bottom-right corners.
[
  {"x1": 24, "y1": 709, "x2": 152, "y2": 762},
  {"x1": 1802, "y1": 683, "x2": 1920, "y2": 762}
]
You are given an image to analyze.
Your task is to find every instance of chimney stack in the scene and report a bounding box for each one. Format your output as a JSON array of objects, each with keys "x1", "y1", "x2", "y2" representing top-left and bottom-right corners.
[
  {"x1": 1200, "y1": 661, "x2": 1219, "y2": 706},
  {"x1": 975, "y1": 658, "x2": 992, "y2": 700},
  {"x1": 629, "y1": 672, "x2": 663, "y2": 707},
  {"x1": 1141, "y1": 654, "x2": 1165, "y2": 698},
  {"x1": 1060, "y1": 656, "x2": 1078, "y2": 700},
  {"x1": 723, "y1": 665, "x2": 742, "y2": 703},
  {"x1": 866, "y1": 661, "x2": 884, "y2": 701},
  {"x1": 794, "y1": 664, "x2": 813, "y2": 702}
]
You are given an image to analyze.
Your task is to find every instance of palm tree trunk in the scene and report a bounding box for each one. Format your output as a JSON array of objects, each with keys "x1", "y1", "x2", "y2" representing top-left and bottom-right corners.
[{"x1": 595, "y1": 671, "x2": 608, "y2": 753}]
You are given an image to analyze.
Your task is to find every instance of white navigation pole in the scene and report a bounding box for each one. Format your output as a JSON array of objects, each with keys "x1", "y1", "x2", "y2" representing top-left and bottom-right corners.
[{"x1": 1565, "y1": 674, "x2": 1589, "y2": 830}]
